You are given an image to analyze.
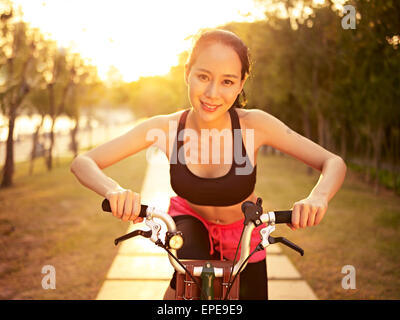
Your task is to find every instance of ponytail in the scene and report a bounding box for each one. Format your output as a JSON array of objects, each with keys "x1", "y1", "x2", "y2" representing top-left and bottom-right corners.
[{"x1": 232, "y1": 89, "x2": 247, "y2": 109}]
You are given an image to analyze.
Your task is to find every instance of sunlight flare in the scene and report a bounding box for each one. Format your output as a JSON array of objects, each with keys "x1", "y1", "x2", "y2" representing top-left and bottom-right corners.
[{"x1": 12, "y1": 0, "x2": 267, "y2": 82}]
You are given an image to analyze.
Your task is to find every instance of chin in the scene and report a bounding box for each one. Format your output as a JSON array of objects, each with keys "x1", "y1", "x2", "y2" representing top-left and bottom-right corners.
[{"x1": 198, "y1": 107, "x2": 223, "y2": 121}]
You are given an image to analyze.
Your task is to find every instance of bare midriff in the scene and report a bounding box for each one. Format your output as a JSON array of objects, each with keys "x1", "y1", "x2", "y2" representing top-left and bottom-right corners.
[{"x1": 185, "y1": 192, "x2": 258, "y2": 225}]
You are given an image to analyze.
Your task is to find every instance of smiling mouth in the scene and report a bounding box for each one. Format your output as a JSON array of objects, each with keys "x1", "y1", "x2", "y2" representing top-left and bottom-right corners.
[{"x1": 200, "y1": 100, "x2": 222, "y2": 112}]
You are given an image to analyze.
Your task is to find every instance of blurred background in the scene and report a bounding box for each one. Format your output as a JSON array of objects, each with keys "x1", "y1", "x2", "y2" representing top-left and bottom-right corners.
[{"x1": 0, "y1": 0, "x2": 399, "y2": 300}]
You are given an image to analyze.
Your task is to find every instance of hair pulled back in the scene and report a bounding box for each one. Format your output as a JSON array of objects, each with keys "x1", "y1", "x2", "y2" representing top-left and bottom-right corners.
[{"x1": 186, "y1": 29, "x2": 251, "y2": 108}]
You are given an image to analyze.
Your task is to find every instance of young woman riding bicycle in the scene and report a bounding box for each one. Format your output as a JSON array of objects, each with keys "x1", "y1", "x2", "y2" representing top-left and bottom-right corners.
[{"x1": 70, "y1": 29, "x2": 347, "y2": 300}]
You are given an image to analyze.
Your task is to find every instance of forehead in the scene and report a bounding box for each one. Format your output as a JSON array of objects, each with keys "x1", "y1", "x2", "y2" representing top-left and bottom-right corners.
[{"x1": 192, "y1": 42, "x2": 242, "y2": 76}]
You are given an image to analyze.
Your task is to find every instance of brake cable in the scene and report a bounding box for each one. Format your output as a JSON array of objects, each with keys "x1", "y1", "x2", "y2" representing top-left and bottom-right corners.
[
  {"x1": 223, "y1": 197, "x2": 264, "y2": 300},
  {"x1": 223, "y1": 198, "x2": 304, "y2": 300},
  {"x1": 155, "y1": 239, "x2": 209, "y2": 300},
  {"x1": 224, "y1": 243, "x2": 262, "y2": 300},
  {"x1": 113, "y1": 218, "x2": 208, "y2": 300},
  {"x1": 110, "y1": 199, "x2": 303, "y2": 300}
]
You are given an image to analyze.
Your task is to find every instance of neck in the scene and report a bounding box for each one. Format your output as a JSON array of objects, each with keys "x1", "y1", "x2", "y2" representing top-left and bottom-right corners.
[{"x1": 188, "y1": 108, "x2": 232, "y2": 132}]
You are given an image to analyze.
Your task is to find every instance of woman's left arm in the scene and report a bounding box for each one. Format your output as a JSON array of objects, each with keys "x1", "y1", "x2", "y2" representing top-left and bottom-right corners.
[{"x1": 251, "y1": 110, "x2": 347, "y2": 230}]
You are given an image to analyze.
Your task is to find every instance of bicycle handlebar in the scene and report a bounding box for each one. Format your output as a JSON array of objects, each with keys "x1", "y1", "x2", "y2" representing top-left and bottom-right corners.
[
  {"x1": 274, "y1": 210, "x2": 292, "y2": 224},
  {"x1": 101, "y1": 199, "x2": 293, "y2": 224},
  {"x1": 102, "y1": 200, "x2": 148, "y2": 218},
  {"x1": 101, "y1": 198, "x2": 294, "y2": 277}
]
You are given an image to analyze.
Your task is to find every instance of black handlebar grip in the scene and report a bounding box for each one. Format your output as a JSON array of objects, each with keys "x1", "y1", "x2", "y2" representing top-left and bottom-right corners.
[
  {"x1": 274, "y1": 210, "x2": 293, "y2": 224},
  {"x1": 241, "y1": 201, "x2": 254, "y2": 214},
  {"x1": 101, "y1": 199, "x2": 148, "y2": 218}
]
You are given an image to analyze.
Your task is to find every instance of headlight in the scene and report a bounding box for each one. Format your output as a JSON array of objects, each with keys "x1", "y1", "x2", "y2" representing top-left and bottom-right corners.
[{"x1": 166, "y1": 231, "x2": 184, "y2": 250}]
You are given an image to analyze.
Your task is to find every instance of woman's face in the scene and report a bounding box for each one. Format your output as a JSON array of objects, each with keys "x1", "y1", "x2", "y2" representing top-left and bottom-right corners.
[{"x1": 185, "y1": 42, "x2": 246, "y2": 123}]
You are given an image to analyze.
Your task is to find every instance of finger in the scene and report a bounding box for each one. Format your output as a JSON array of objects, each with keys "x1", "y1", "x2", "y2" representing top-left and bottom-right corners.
[
  {"x1": 133, "y1": 217, "x2": 144, "y2": 224},
  {"x1": 299, "y1": 204, "x2": 309, "y2": 228},
  {"x1": 314, "y1": 208, "x2": 326, "y2": 226},
  {"x1": 116, "y1": 191, "x2": 126, "y2": 219},
  {"x1": 122, "y1": 191, "x2": 133, "y2": 221},
  {"x1": 307, "y1": 206, "x2": 318, "y2": 227},
  {"x1": 131, "y1": 192, "x2": 141, "y2": 221},
  {"x1": 287, "y1": 223, "x2": 296, "y2": 231},
  {"x1": 109, "y1": 195, "x2": 118, "y2": 218},
  {"x1": 291, "y1": 204, "x2": 300, "y2": 230}
]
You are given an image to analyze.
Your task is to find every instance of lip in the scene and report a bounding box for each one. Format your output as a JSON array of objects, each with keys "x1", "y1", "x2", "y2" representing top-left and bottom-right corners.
[{"x1": 200, "y1": 100, "x2": 222, "y2": 112}]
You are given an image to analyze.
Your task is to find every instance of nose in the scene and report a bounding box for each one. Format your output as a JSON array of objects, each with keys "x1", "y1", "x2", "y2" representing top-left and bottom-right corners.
[{"x1": 205, "y1": 80, "x2": 219, "y2": 99}]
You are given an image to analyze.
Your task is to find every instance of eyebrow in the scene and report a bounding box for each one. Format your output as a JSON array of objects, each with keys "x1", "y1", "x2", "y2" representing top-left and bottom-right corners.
[{"x1": 196, "y1": 68, "x2": 239, "y2": 79}]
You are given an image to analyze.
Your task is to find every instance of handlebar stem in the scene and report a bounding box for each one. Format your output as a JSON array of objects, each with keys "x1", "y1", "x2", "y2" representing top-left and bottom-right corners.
[{"x1": 143, "y1": 207, "x2": 277, "y2": 277}]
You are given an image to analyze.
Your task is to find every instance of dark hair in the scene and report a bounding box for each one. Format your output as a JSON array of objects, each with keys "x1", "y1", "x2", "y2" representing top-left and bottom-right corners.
[{"x1": 186, "y1": 29, "x2": 251, "y2": 108}]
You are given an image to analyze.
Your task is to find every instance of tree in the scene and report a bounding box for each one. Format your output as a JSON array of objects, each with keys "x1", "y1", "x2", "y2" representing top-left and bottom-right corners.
[
  {"x1": 64, "y1": 58, "x2": 101, "y2": 158},
  {"x1": 41, "y1": 41, "x2": 75, "y2": 170},
  {"x1": 0, "y1": 5, "x2": 41, "y2": 187}
]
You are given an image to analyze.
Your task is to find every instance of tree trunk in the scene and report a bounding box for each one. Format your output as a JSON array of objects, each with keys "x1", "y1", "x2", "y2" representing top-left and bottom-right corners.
[
  {"x1": 340, "y1": 125, "x2": 347, "y2": 161},
  {"x1": 29, "y1": 115, "x2": 45, "y2": 175},
  {"x1": 69, "y1": 117, "x2": 79, "y2": 158},
  {"x1": 302, "y1": 108, "x2": 313, "y2": 175},
  {"x1": 391, "y1": 127, "x2": 400, "y2": 193},
  {"x1": 1, "y1": 106, "x2": 16, "y2": 188},
  {"x1": 353, "y1": 130, "x2": 361, "y2": 159},
  {"x1": 46, "y1": 83, "x2": 55, "y2": 171},
  {"x1": 325, "y1": 118, "x2": 333, "y2": 152},
  {"x1": 364, "y1": 138, "x2": 372, "y2": 183},
  {"x1": 316, "y1": 110, "x2": 325, "y2": 148},
  {"x1": 45, "y1": 79, "x2": 72, "y2": 170},
  {"x1": 372, "y1": 124, "x2": 383, "y2": 195},
  {"x1": 46, "y1": 118, "x2": 56, "y2": 171}
]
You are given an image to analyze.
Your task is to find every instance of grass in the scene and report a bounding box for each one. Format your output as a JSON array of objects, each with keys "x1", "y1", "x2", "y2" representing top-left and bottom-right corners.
[
  {"x1": 348, "y1": 162, "x2": 400, "y2": 195},
  {"x1": 255, "y1": 153, "x2": 400, "y2": 299},
  {"x1": 0, "y1": 149, "x2": 399, "y2": 300},
  {"x1": 0, "y1": 151, "x2": 148, "y2": 299}
]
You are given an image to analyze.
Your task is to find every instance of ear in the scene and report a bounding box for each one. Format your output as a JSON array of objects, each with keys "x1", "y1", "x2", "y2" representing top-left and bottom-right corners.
[
  {"x1": 184, "y1": 63, "x2": 190, "y2": 85},
  {"x1": 239, "y1": 74, "x2": 248, "y2": 93}
]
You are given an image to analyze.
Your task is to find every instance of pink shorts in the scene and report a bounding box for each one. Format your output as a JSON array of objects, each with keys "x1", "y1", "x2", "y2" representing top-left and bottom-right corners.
[{"x1": 167, "y1": 196, "x2": 266, "y2": 263}]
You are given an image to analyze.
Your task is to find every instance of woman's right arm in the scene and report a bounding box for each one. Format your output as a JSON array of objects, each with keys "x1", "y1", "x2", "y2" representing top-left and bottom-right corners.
[{"x1": 70, "y1": 114, "x2": 167, "y2": 221}]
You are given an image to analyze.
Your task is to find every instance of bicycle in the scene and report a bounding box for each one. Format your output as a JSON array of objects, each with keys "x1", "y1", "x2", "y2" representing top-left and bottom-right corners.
[{"x1": 102, "y1": 197, "x2": 304, "y2": 300}]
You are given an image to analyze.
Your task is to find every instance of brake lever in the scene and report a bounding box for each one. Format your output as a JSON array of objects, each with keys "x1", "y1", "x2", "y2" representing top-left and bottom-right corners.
[
  {"x1": 268, "y1": 236, "x2": 304, "y2": 256},
  {"x1": 258, "y1": 226, "x2": 304, "y2": 256},
  {"x1": 114, "y1": 229, "x2": 152, "y2": 246},
  {"x1": 242, "y1": 197, "x2": 264, "y2": 227},
  {"x1": 113, "y1": 215, "x2": 163, "y2": 246},
  {"x1": 145, "y1": 217, "x2": 162, "y2": 243}
]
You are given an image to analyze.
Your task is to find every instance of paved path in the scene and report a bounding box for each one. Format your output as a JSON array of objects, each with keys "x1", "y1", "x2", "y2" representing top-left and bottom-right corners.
[
  {"x1": 0, "y1": 123, "x2": 133, "y2": 166},
  {"x1": 96, "y1": 149, "x2": 317, "y2": 300}
]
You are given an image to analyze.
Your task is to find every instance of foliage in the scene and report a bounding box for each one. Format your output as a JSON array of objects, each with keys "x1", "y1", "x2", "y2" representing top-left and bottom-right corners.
[
  {"x1": 1, "y1": 0, "x2": 398, "y2": 193},
  {"x1": 0, "y1": 1, "x2": 101, "y2": 186}
]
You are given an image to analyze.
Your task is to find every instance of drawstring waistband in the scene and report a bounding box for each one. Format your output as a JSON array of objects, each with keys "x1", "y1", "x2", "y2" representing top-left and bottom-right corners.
[
  {"x1": 209, "y1": 225, "x2": 224, "y2": 261},
  {"x1": 167, "y1": 196, "x2": 266, "y2": 263}
]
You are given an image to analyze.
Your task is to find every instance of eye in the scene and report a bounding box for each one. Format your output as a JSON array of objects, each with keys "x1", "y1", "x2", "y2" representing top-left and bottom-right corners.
[
  {"x1": 223, "y1": 79, "x2": 234, "y2": 86},
  {"x1": 198, "y1": 74, "x2": 208, "y2": 81}
]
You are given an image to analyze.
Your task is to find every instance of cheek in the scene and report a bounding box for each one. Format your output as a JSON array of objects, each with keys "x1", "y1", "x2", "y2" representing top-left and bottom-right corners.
[
  {"x1": 188, "y1": 81, "x2": 210, "y2": 102},
  {"x1": 221, "y1": 86, "x2": 240, "y2": 101},
  {"x1": 188, "y1": 83, "x2": 200, "y2": 100}
]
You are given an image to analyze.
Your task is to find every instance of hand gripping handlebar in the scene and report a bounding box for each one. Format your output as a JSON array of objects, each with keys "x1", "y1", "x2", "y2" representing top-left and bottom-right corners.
[{"x1": 101, "y1": 198, "x2": 303, "y2": 278}]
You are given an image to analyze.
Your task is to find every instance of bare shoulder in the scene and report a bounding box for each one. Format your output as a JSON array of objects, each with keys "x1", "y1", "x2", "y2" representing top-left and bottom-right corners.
[
  {"x1": 238, "y1": 108, "x2": 339, "y2": 171},
  {"x1": 236, "y1": 108, "x2": 275, "y2": 129},
  {"x1": 237, "y1": 108, "x2": 292, "y2": 148},
  {"x1": 145, "y1": 108, "x2": 187, "y2": 157},
  {"x1": 163, "y1": 108, "x2": 187, "y2": 123},
  {"x1": 141, "y1": 108, "x2": 187, "y2": 132}
]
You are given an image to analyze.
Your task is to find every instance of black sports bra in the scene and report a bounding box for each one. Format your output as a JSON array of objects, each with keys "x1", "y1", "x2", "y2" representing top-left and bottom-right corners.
[{"x1": 170, "y1": 107, "x2": 257, "y2": 206}]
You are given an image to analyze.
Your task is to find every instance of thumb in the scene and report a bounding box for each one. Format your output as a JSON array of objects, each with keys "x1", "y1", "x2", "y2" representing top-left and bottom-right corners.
[{"x1": 287, "y1": 223, "x2": 296, "y2": 231}]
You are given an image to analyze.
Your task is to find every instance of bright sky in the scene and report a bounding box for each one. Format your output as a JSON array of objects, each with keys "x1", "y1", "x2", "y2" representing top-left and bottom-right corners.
[{"x1": 12, "y1": 0, "x2": 268, "y2": 82}]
